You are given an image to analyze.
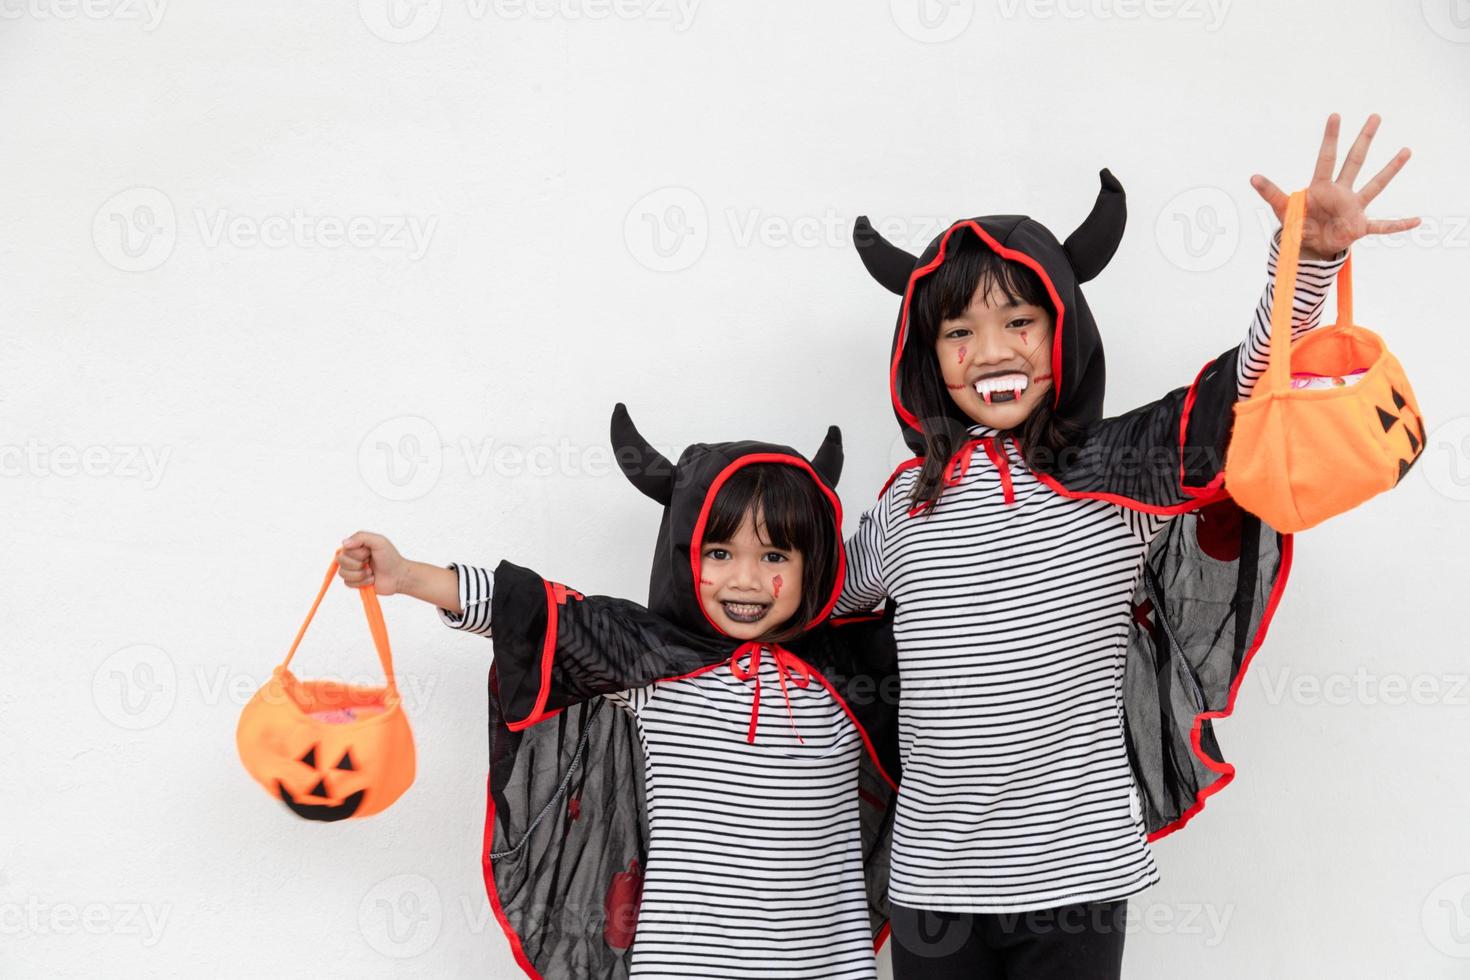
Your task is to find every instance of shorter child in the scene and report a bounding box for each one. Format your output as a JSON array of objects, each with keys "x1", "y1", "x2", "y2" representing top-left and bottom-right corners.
[{"x1": 338, "y1": 405, "x2": 898, "y2": 979}]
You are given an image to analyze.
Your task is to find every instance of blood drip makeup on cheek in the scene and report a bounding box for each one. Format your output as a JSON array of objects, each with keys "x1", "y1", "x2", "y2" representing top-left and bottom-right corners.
[{"x1": 772, "y1": 574, "x2": 783, "y2": 598}]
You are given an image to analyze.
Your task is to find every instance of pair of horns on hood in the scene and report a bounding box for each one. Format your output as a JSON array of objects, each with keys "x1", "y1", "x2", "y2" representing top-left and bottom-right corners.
[
  {"x1": 608, "y1": 170, "x2": 1122, "y2": 503},
  {"x1": 611, "y1": 403, "x2": 843, "y2": 506},
  {"x1": 852, "y1": 168, "x2": 1127, "y2": 295}
]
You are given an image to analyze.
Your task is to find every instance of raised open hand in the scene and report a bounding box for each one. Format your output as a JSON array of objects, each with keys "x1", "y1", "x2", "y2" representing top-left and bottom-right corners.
[{"x1": 1251, "y1": 113, "x2": 1419, "y2": 260}]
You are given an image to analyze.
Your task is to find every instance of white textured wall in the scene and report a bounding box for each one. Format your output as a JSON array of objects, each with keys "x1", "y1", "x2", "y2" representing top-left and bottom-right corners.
[{"x1": 5, "y1": 0, "x2": 1468, "y2": 976}]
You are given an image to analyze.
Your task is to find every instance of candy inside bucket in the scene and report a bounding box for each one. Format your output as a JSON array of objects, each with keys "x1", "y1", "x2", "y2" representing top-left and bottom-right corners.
[
  {"x1": 308, "y1": 704, "x2": 388, "y2": 724},
  {"x1": 1290, "y1": 368, "x2": 1368, "y2": 390}
]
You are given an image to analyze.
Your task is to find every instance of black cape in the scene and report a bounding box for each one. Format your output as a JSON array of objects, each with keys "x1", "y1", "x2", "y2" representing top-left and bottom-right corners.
[
  {"x1": 853, "y1": 169, "x2": 1292, "y2": 841},
  {"x1": 482, "y1": 404, "x2": 901, "y2": 979}
]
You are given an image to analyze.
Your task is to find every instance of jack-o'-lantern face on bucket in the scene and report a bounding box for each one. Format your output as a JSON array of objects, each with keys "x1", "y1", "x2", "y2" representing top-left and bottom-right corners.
[
  {"x1": 1378, "y1": 385, "x2": 1426, "y2": 485},
  {"x1": 276, "y1": 740, "x2": 367, "y2": 822},
  {"x1": 236, "y1": 672, "x2": 416, "y2": 821},
  {"x1": 238, "y1": 560, "x2": 416, "y2": 820}
]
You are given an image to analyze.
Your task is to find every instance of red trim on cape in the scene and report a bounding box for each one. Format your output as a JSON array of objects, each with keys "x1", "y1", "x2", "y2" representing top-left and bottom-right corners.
[
  {"x1": 810, "y1": 666, "x2": 900, "y2": 793},
  {"x1": 503, "y1": 452, "x2": 847, "y2": 733},
  {"x1": 1145, "y1": 530, "x2": 1295, "y2": 842},
  {"x1": 503, "y1": 579, "x2": 562, "y2": 732},
  {"x1": 891, "y1": 346, "x2": 1238, "y2": 516},
  {"x1": 870, "y1": 356, "x2": 1280, "y2": 841},
  {"x1": 880, "y1": 457, "x2": 922, "y2": 499},
  {"x1": 630, "y1": 648, "x2": 899, "y2": 791},
  {"x1": 483, "y1": 784, "x2": 545, "y2": 979},
  {"x1": 486, "y1": 647, "x2": 900, "y2": 974},
  {"x1": 830, "y1": 612, "x2": 885, "y2": 626},
  {"x1": 1027, "y1": 429, "x2": 1230, "y2": 516},
  {"x1": 891, "y1": 220, "x2": 1068, "y2": 436},
  {"x1": 1179, "y1": 356, "x2": 1229, "y2": 499}
]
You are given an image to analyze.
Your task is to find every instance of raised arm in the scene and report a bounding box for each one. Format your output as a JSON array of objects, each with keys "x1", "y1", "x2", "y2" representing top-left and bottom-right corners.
[
  {"x1": 1240, "y1": 111, "x2": 1419, "y2": 400},
  {"x1": 335, "y1": 533, "x2": 712, "y2": 727},
  {"x1": 1235, "y1": 229, "x2": 1347, "y2": 399}
]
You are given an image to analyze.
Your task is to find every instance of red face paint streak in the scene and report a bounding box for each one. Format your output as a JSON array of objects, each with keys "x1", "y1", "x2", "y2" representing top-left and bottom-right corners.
[
  {"x1": 1020, "y1": 330, "x2": 1029, "y2": 345},
  {"x1": 1034, "y1": 373, "x2": 1053, "y2": 383},
  {"x1": 945, "y1": 383, "x2": 966, "y2": 390},
  {"x1": 957, "y1": 346, "x2": 968, "y2": 365},
  {"x1": 699, "y1": 577, "x2": 714, "y2": 587},
  {"x1": 771, "y1": 574, "x2": 783, "y2": 598}
]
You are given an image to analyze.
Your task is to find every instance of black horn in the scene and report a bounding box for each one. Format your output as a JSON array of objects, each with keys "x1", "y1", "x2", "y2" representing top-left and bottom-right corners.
[
  {"x1": 853, "y1": 216, "x2": 918, "y2": 296},
  {"x1": 610, "y1": 402, "x2": 675, "y2": 505},
  {"x1": 1062, "y1": 168, "x2": 1126, "y2": 283},
  {"x1": 810, "y1": 425, "x2": 843, "y2": 488}
]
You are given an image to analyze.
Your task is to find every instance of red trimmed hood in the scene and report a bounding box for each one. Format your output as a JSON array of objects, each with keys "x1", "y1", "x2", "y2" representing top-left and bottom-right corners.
[
  {"x1": 609, "y1": 403, "x2": 846, "y2": 642},
  {"x1": 853, "y1": 168, "x2": 1126, "y2": 456}
]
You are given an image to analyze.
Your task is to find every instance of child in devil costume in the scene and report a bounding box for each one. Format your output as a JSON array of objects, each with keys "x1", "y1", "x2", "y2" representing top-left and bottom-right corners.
[
  {"x1": 836, "y1": 114, "x2": 1418, "y2": 978},
  {"x1": 338, "y1": 404, "x2": 903, "y2": 979}
]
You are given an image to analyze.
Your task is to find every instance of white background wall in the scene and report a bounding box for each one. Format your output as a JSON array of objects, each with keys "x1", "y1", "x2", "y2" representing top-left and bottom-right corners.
[{"x1": 4, "y1": 0, "x2": 1468, "y2": 976}]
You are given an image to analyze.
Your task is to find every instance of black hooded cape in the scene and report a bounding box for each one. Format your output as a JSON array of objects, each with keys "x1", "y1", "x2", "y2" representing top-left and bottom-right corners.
[
  {"x1": 482, "y1": 404, "x2": 901, "y2": 979},
  {"x1": 853, "y1": 169, "x2": 1292, "y2": 842}
]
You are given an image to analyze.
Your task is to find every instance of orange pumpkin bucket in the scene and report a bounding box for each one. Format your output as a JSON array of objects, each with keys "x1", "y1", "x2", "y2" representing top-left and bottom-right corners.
[
  {"x1": 235, "y1": 552, "x2": 416, "y2": 820},
  {"x1": 1223, "y1": 188, "x2": 1426, "y2": 532}
]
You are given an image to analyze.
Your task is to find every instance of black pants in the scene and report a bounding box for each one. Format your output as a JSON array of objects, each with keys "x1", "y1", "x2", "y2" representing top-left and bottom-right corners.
[{"x1": 888, "y1": 898, "x2": 1128, "y2": 980}]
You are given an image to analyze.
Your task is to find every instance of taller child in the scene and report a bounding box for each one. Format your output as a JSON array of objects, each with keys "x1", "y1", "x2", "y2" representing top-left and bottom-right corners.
[{"x1": 836, "y1": 113, "x2": 1417, "y2": 979}]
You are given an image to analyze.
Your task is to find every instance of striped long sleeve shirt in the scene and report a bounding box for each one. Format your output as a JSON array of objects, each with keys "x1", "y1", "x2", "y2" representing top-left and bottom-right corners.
[
  {"x1": 438, "y1": 563, "x2": 878, "y2": 979},
  {"x1": 834, "y1": 234, "x2": 1345, "y2": 913}
]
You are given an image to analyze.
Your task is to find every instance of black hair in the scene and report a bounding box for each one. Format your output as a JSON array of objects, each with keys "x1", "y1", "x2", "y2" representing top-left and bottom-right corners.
[
  {"x1": 702, "y1": 462, "x2": 838, "y2": 644},
  {"x1": 898, "y1": 226, "x2": 1087, "y2": 513}
]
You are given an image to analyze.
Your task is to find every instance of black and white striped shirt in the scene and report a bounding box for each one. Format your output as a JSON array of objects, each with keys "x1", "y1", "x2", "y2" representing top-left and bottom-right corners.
[
  {"x1": 439, "y1": 563, "x2": 878, "y2": 979},
  {"x1": 1237, "y1": 227, "x2": 1349, "y2": 399},
  {"x1": 835, "y1": 237, "x2": 1344, "y2": 913}
]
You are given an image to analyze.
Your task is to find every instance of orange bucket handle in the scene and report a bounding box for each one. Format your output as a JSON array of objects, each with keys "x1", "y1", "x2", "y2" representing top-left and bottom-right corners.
[
  {"x1": 1260, "y1": 188, "x2": 1356, "y2": 396},
  {"x1": 278, "y1": 552, "x2": 395, "y2": 690}
]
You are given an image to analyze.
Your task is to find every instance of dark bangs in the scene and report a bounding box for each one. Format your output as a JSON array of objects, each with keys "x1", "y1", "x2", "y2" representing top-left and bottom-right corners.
[
  {"x1": 912, "y1": 226, "x2": 1053, "y2": 329},
  {"x1": 898, "y1": 226, "x2": 1084, "y2": 514},
  {"x1": 702, "y1": 463, "x2": 838, "y2": 643}
]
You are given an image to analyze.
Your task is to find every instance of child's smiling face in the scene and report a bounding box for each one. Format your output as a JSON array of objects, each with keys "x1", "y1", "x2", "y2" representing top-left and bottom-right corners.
[
  {"x1": 698, "y1": 508, "x2": 804, "y2": 641},
  {"x1": 934, "y1": 279, "x2": 1055, "y2": 430}
]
